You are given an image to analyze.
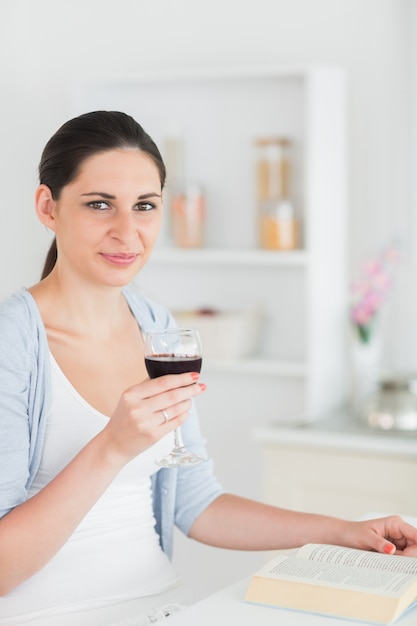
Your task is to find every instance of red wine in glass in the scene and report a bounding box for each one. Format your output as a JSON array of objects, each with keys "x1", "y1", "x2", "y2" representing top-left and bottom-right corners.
[{"x1": 145, "y1": 354, "x2": 202, "y2": 379}]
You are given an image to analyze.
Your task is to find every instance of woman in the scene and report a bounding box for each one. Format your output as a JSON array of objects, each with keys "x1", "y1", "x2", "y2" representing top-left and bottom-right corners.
[{"x1": 0, "y1": 111, "x2": 416, "y2": 625}]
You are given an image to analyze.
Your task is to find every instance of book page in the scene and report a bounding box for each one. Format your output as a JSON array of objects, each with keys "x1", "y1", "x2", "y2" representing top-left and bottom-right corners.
[
  {"x1": 297, "y1": 544, "x2": 417, "y2": 576},
  {"x1": 259, "y1": 554, "x2": 417, "y2": 596}
]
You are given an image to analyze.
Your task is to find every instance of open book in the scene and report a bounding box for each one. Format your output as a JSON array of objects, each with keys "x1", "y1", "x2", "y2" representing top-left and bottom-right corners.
[{"x1": 245, "y1": 544, "x2": 417, "y2": 624}]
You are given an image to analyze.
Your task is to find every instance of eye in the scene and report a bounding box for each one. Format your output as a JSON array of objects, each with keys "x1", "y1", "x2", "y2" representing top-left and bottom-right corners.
[
  {"x1": 135, "y1": 201, "x2": 156, "y2": 212},
  {"x1": 87, "y1": 200, "x2": 110, "y2": 211}
]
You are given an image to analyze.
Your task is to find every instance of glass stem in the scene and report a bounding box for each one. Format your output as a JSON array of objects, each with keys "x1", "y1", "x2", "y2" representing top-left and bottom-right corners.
[{"x1": 173, "y1": 427, "x2": 185, "y2": 452}]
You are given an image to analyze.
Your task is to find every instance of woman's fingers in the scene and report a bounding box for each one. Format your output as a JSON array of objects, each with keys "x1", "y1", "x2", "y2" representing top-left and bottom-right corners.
[
  {"x1": 141, "y1": 371, "x2": 201, "y2": 397},
  {"x1": 350, "y1": 516, "x2": 417, "y2": 555},
  {"x1": 157, "y1": 398, "x2": 194, "y2": 426},
  {"x1": 105, "y1": 375, "x2": 206, "y2": 460}
]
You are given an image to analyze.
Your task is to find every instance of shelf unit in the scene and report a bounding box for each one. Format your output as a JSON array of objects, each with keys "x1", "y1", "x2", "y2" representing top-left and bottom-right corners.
[{"x1": 77, "y1": 65, "x2": 348, "y2": 434}]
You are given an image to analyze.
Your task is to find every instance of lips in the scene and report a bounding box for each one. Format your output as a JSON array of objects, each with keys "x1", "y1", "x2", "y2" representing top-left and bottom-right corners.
[{"x1": 100, "y1": 252, "x2": 139, "y2": 266}]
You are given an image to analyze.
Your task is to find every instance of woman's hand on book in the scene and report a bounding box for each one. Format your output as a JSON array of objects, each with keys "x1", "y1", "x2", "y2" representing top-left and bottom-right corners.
[{"x1": 340, "y1": 515, "x2": 417, "y2": 557}]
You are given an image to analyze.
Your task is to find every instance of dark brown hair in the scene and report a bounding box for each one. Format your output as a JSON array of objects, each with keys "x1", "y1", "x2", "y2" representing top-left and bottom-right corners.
[{"x1": 39, "y1": 111, "x2": 166, "y2": 279}]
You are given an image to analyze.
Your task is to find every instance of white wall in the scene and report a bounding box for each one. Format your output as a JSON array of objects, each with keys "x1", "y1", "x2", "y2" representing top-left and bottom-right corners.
[
  {"x1": 389, "y1": 0, "x2": 417, "y2": 372},
  {"x1": 0, "y1": 0, "x2": 414, "y2": 600}
]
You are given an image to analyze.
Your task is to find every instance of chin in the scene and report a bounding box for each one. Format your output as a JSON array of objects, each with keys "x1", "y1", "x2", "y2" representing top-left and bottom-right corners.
[
  {"x1": 102, "y1": 272, "x2": 138, "y2": 288},
  {"x1": 93, "y1": 259, "x2": 146, "y2": 287}
]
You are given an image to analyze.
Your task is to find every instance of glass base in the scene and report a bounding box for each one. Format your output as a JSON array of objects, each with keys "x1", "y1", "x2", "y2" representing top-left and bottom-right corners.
[{"x1": 156, "y1": 447, "x2": 205, "y2": 468}]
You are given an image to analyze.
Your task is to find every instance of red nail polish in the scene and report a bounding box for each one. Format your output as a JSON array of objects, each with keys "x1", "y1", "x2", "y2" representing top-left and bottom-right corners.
[
  {"x1": 384, "y1": 544, "x2": 394, "y2": 554},
  {"x1": 190, "y1": 372, "x2": 200, "y2": 380},
  {"x1": 199, "y1": 383, "x2": 207, "y2": 391}
]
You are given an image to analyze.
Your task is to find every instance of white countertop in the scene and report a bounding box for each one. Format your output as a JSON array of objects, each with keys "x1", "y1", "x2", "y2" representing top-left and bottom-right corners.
[
  {"x1": 166, "y1": 575, "x2": 417, "y2": 626},
  {"x1": 252, "y1": 408, "x2": 417, "y2": 458}
]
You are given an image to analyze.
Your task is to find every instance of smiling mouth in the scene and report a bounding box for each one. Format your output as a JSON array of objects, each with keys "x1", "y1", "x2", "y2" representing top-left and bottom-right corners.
[{"x1": 100, "y1": 252, "x2": 139, "y2": 266}]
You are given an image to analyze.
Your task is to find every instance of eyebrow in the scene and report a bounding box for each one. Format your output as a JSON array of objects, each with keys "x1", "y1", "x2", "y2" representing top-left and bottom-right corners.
[{"x1": 80, "y1": 191, "x2": 162, "y2": 200}]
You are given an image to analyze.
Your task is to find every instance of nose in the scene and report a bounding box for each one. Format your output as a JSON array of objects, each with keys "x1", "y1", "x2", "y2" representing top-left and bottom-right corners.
[{"x1": 109, "y1": 210, "x2": 140, "y2": 246}]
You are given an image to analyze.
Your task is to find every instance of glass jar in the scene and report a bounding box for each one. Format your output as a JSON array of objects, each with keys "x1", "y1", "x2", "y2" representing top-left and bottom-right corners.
[
  {"x1": 171, "y1": 185, "x2": 205, "y2": 248},
  {"x1": 255, "y1": 137, "x2": 298, "y2": 250},
  {"x1": 256, "y1": 137, "x2": 290, "y2": 202}
]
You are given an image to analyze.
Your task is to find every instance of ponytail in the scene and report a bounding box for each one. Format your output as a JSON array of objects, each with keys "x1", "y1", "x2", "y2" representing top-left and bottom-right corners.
[{"x1": 41, "y1": 238, "x2": 57, "y2": 279}]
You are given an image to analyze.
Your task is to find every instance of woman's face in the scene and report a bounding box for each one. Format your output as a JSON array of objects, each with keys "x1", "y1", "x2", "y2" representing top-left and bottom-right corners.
[{"x1": 46, "y1": 148, "x2": 163, "y2": 288}]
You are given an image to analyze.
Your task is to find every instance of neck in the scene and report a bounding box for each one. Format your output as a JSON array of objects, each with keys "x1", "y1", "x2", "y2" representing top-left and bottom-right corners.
[{"x1": 30, "y1": 270, "x2": 131, "y2": 339}]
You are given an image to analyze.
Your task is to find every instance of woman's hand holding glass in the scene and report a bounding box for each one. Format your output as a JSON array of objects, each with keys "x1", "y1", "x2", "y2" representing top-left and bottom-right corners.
[{"x1": 102, "y1": 370, "x2": 205, "y2": 466}]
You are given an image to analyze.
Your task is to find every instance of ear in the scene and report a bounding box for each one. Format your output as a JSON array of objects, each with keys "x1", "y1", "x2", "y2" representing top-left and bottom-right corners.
[{"x1": 35, "y1": 184, "x2": 57, "y2": 231}]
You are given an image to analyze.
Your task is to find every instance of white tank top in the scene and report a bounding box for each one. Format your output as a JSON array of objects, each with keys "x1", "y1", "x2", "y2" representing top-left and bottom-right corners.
[{"x1": 0, "y1": 353, "x2": 179, "y2": 623}]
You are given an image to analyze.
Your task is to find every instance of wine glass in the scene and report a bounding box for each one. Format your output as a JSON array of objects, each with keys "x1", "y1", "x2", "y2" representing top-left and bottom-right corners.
[{"x1": 143, "y1": 327, "x2": 204, "y2": 468}]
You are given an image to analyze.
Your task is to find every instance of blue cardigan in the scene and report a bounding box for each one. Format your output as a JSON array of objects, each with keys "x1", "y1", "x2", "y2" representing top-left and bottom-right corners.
[{"x1": 0, "y1": 286, "x2": 223, "y2": 558}]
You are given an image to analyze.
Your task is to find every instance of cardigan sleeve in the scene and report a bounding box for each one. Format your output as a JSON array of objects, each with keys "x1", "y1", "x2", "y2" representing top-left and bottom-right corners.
[
  {"x1": 151, "y1": 404, "x2": 224, "y2": 559},
  {"x1": 173, "y1": 404, "x2": 224, "y2": 535},
  {"x1": 0, "y1": 291, "x2": 49, "y2": 518}
]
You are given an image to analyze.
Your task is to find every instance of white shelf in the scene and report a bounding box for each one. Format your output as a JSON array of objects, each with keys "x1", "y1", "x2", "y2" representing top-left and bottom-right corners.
[
  {"x1": 203, "y1": 358, "x2": 306, "y2": 377},
  {"x1": 151, "y1": 247, "x2": 307, "y2": 267}
]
